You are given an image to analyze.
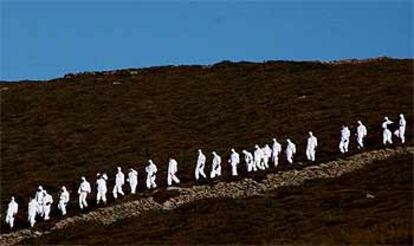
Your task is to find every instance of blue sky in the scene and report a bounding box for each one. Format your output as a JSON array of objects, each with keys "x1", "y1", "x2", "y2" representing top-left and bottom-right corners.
[{"x1": 1, "y1": 1, "x2": 412, "y2": 81}]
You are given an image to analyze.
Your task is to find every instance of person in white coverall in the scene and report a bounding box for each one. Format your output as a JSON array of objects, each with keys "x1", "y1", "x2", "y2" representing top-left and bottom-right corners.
[
  {"x1": 96, "y1": 173, "x2": 108, "y2": 204},
  {"x1": 195, "y1": 149, "x2": 207, "y2": 181},
  {"x1": 58, "y1": 186, "x2": 70, "y2": 216},
  {"x1": 262, "y1": 144, "x2": 272, "y2": 169},
  {"x1": 339, "y1": 125, "x2": 351, "y2": 153},
  {"x1": 394, "y1": 114, "x2": 406, "y2": 144},
  {"x1": 28, "y1": 197, "x2": 38, "y2": 227},
  {"x1": 254, "y1": 145, "x2": 265, "y2": 170},
  {"x1": 35, "y1": 185, "x2": 45, "y2": 217},
  {"x1": 243, "y1": 150, "x2": 255, "y2": 172},
  {"x1": 145, "y1": 160, "x2": 158, "y2": 189},
  {"x1": 228, "y1": 149, "x2": 240, "y2": 176},
  {"x1": 306, "y1": 131, "x2": 318, "y2": 162},
  {"x1": 356, "y1": 120, "x2": 367, "y2": 150},
  {"x1": 286, "y1": 138, "x2": 296, "y2": 164},
  {"x1": 78, "y1": 176, "x2": 91, "y2": 210},
  {"x1": 5, "y1": 196, "x2": 18, "y2": 229},
  {"x1": 167, "y1": 158, "x2": 180, "y2": 186},
  {"x1": 382, "y1": 116, "x2": 393, "y2": 145},
  {"x1": 127, "y1": 168, "x2": 138, "y2": 194},
  {"x1": 272, "y1": 138, "x2": 282, "y2": 167},
  {"x1": 113, "y1": 167, "x2": 125, "y2": 199},
  {"x1": 210, "y1": 151, "x2": 222, "y2": 178},
  {"x1": 42, "y1": 190, "x2": 53, "y2": 220}
]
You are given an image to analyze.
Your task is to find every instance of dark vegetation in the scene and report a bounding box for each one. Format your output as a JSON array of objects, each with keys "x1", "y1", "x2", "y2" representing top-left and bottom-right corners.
[
  {"x1": 1, "y1": 58, "x2": 413, "y2": 234},
  {"x1": 26, "y1": 151, "x2": 413, "y2": 244}
]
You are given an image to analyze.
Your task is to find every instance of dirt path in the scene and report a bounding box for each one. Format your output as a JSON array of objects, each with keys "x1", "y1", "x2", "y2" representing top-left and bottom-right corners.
[{"x1": 1, "y1": 146, "x2": 412, "y2": 245}]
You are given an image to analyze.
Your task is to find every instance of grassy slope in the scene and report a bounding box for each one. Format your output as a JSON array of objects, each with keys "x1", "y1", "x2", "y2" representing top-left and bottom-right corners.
[
  {"x1": 1, "y1": 58, "x2": 413, "y2": 223},
  {"x1": 27, "y1": 151, "x2": 413, "y2": 245}
]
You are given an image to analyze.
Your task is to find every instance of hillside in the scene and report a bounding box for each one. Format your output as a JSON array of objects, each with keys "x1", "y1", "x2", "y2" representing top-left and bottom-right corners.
[
  {"x1": 1, "y1": 58, "x2": 413, "y2": 233},
  {"x1": 23, "y1": 148, "x2": 413, "y2": 245}
]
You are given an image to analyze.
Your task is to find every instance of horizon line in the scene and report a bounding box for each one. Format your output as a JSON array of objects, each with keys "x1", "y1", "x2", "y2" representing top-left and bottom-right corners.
[{"x1": 1, "y1": 56, "x2": 412, "y2": 83}]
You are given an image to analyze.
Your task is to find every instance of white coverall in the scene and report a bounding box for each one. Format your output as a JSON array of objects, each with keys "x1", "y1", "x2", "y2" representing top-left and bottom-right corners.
[
  {"x1": 394, "y1": 114, "x2": 406, "y2": 144},
  {"x1": 243, "y1": 150, "x2": 255, "y2": 172},
  {"x1": 113, "y1": 167, "x2": 125, "y2": 199},
  {"x1": 42, "y1": 191, "x2": 53, "y2": 220},
  {"x1": 78, "y1": 177, "x2": 91, "y2": 210},
  {"x1": 5, "y1": 197, "x2": 18, "y2": 229},
  {"x1": 145, "y1": 160, "x2": 158, "y2": 189},
  {"x1": 210, "y1": 151, "x2": 222, "y2": 178},
  {"x1": 28, "y1": 198, "x2": 38, "y2": 227},
  {"x1": 286, "y1": 139, "x2": 297, "y2": 164},
  {"x1": 339, "y1": 126, "x2": 351, "y2": 153},
  {"x1": 96, "y1": 173, "x2": 108, "y2": 204},
  {"x1": 306, "y1": 132, "x2": 318, "y2": 162},
  {"x1": 254, "y1": 145, "x2": 265, "y2": 170},
  {"x1": 127, "y1": 169, "x2": 138, "y2": 194},
  {"x1": 262, "y1": 145, "x2": 272, "y2": 169},
  {"x1": 382, "y1": 117, "x2": 393, "y2": 145},
  {"x1": 356, "y1": 120, "x2": 367, "y2": 149},
  {"x1": 35, "y1": 186, "x2": 45, "y2": 217},
  {"x1": 58, "y1": 186, "x2": 70, "y2": 216},
  {"x1": 167, "y1": 158, "x2": 180, "y2": 186},
  {"x1": 228, "y1": 149, "x2": 240, "y2": 176},
  {"x1": 272, "y1": 138, "x2": 282, "y2": 167},
  {"x1": 195, "y1": 149, "x2": 207, "y2": 180}
]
